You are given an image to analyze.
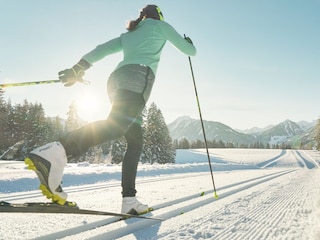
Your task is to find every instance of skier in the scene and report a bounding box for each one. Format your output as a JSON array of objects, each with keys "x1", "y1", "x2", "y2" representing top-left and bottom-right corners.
[{"x1": 25, "y1": 4, "x2": 196, "y2": 214}]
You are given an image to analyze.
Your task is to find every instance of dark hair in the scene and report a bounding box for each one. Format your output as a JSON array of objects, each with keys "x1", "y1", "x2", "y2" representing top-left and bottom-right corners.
[{"x1": 127, "y1": 5, "x2": 163, "y2": 31}]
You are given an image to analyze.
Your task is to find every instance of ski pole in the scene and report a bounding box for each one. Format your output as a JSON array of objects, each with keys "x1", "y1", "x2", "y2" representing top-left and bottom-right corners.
[
  {"x1": 0, "y1": 79, "x2": 90, "y2": 88},
  {"x1": 186, "y1": 51, "x2": 219, "y2": 199},
  {"x1": 0, "y1": 80, "x2": 61, "y2": 88}
]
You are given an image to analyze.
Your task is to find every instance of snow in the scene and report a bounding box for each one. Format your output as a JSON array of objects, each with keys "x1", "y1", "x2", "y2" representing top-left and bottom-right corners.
[
  {"x1": 1, "y1": 149, "x2": 320, "y2": 240},
  {"x1": 269, "y1": 136, "x2": 288, "y2": 145}
]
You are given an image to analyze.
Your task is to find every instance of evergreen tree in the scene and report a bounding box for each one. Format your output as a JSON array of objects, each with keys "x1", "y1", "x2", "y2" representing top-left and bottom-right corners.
[
  {"x1": 26, "y1": 102, "x2": 48, "y2": 148},
  {"x1": 109, "y1": 137, "x2": 127, "y2": 164},
  {"x1": 178, "y1": 138, "x2": 190, "y2": 149},
  {"x1": 315, "y1": 118, "x2": 320, "y2": 150},
  {"x1": 8, "y1": 100, "x2": 29, "y2": 150},
  {"x1": 65, "y1": 101, "x2": 81, "y2": 132},
  {"x1": 0, "y1": 90, "x2": 8, "y2": 152},
  {"x1": 7, "y1": 100, "x2": 48, "y2": 158},
  {"x1": 226, "y1": 142, "x2": 235, "y2": 148},
  {"x1": 190, "y1": 139, "x2": 205, "y2": 149},
  {"x1": 46, "y1": 116, "x2": 65, "y2": 142},
  {"x1": 142, "y1": 103, "x2": 175, "y2": 164},
  {"x1": 4, "y1": 99, "x2": 15, "y2": 148}
]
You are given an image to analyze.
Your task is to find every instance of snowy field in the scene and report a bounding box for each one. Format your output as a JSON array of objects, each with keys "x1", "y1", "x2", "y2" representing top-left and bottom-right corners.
[{"x1": 1, "y1": 149, "x2": 320, "y2": 240}]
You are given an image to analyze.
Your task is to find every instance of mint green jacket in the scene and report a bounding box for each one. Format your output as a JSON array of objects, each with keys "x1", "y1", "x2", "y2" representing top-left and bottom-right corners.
[{"x1": 82, "y1": 18, "x2": 196, "y2": 75}]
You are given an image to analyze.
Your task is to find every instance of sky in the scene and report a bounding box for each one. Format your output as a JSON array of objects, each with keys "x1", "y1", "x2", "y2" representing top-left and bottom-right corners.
[{"x1": 1, "y1": 0, "x2": 319, "y2": 130}]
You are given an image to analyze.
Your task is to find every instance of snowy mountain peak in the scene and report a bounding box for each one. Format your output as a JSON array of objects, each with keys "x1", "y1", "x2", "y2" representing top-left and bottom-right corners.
[
  {"x1": 168, "y1": 116, "x2": 316, "y2": 147},
  {"x1": 277, "y1": 120, "x2": 303, "y2": 136},
  {"x1": 168, "y1": 116, "x2": 255, "y2": 144},
  {"x1": 168, "y1": 115, "x2": 196, "y2": 131}
]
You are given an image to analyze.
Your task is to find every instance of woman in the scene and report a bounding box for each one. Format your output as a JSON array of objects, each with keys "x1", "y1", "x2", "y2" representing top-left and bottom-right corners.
[{"x1": 25, "y1": 4, "x2": 196, "y2": 214}]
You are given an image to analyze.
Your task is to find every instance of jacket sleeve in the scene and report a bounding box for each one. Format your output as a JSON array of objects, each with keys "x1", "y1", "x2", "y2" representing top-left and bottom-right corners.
[
  {"x1": 82, "y1": 37, "x2": 122, "y2": 64},
  {"x1": 159, "y1": 22, "x2": 196, "y2": 56}
]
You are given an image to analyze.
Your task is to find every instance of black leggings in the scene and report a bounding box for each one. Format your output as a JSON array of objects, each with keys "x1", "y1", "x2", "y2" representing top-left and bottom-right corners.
[{"x1": 60, "y1": 90, "x2": 145, "y2": 197}]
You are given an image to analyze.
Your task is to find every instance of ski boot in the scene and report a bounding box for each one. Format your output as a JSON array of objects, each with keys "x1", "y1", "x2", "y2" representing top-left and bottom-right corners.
[
  {"x1": 25, "y1": 141, "x2": 68, "y2": 205},
  {"x1": 121, "y1": 197, "x2": 151, "y2": 215}
]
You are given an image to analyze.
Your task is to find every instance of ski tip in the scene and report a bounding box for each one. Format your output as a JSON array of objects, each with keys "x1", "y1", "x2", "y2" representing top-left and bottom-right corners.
[{"x1": 200, "y1": 191, "x2": 205, "y2": 196}]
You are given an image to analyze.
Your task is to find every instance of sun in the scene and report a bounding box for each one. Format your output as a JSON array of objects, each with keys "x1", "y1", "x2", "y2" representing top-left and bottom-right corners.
[{"x1": 76, "y1": 92, "x2": 100, "y2": 122}]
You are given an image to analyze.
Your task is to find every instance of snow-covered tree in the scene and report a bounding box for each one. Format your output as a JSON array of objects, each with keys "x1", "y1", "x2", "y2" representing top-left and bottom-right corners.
[
  {"x1": 26, "y1": 102, "x2": 48, "y2": 147},
  {"x1": 315, "y1": 118, "x2": 320, "y2": 150},
  {"x1": 0, "y1": 90, "x2": 9, "y2": 152},
  {"x1": 0, "y1": 98, "x2": 50, "y2": 159},
  {"x1": 46, "y1": 116, "x2": 64, "y2": 142},
  {"x1": 109, "y1": 137, "x2": 127, "y2": 164},
  {"x1": 12, "y1": 101, "x2": 47, "y2": 155},
  {"x1": 178, "y1": 138, "x2": 190, "y2": 149},
  {"x1": 142, "y1": 102, "x2": 175, "y2": 164},
  {"x1": 3, "y1": 100, "x2": 15, "y2": 148},
  {"x1": 65, "y1": 101, "x2": 81, "y2": 132}
]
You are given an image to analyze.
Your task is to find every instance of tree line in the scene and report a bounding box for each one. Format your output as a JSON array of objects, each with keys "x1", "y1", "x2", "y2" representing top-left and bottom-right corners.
[
  {"x1": 173, "y1": 138, "x2": 293, "y2": 150},
  {"x1": 1, "y1": 88, "x2": 319, "y2": 162},
  {"x1": 0, "y1": 90, "x2": 175, "y2": 163}
]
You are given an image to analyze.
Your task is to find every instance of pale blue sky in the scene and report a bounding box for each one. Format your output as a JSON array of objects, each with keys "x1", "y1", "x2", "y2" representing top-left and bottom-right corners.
[{"x1": 1, "y1": 0, "x2": 319, "y2": 130}]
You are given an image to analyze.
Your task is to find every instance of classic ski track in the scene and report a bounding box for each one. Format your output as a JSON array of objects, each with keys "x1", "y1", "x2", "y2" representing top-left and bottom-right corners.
[
  {"x1": 259, "y1": 150, "x2": 319, "y2": 169},
  {"x1": 256, "y1": 150, "x2": 286, "y2": 168},
  {"x1": 1, "y1": 172, "x2": 209, "y2": 202},
  {"x1": 296, "y1": 150, "x2": 319, "y2": 168},
  {"x1": 85, "y1": 170, "x2": 295, "y2": 240},
  {"x1": 4, "y1": 150, "x2": 317, "y2": 203},
  {"x1": 258, "y1": 150, "x2": 290, "y2": 168},
  {"x1": 210, "y1": 170, "x2": 313, "y2": 240},
  {"x1": 292, "y1": 150, "x2": 308, "y2": 168},
  {"x1": 33, "y1": 169, "x2": 294, "y2": 240}
]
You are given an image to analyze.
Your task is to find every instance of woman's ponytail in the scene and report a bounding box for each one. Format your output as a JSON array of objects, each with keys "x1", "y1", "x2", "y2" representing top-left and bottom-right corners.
[
  {"x1": 126, "y1": 16, "x2": 143, "y2": 31},
  {"x1": 126, "y1": 5, "x2": 163, "y2": 31},
  {"x1": 126, "y1": 9, "x2": 144, "y2": 31}
]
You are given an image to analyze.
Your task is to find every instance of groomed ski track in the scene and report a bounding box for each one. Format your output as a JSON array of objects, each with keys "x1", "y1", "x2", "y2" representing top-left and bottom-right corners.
[
  {"x1": 34, "y1": 169, "x2": 295, "y2": 239},
  {"x1": 1, "y1": 149, "x2": 319, "y2": 239}
]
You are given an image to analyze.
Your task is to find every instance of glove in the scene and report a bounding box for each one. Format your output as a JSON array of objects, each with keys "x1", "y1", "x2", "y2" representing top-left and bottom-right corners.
[
  {"x1": 59, "y1": 59, "x2": 91, "y2": 87},
  {"x1": 184, "y1": 36, "x2": 193, "y2": 44}
]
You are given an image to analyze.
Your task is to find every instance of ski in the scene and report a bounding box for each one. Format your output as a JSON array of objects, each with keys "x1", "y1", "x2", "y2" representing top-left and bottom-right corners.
[{"x1": 0, "y1": 201, "x2": 162, "y2": 221}]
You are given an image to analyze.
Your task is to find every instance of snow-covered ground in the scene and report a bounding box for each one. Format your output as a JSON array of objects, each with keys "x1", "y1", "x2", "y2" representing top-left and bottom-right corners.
[{"x1": 1, "y1": 149, "x2": 320, "y2": 240}]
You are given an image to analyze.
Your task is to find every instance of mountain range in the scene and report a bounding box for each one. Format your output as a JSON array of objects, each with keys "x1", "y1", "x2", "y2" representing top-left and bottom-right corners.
[{"x1": 167, "y1": 116, "x2": 317, "y2": 148}]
